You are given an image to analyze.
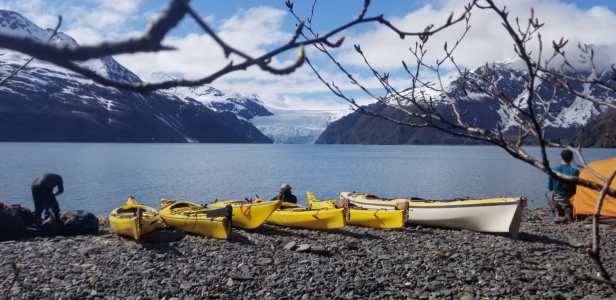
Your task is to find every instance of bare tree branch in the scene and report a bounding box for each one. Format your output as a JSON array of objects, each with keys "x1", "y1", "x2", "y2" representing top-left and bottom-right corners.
[
  {"x1": 0, "y1": 0, "x2": 187, "y2": 61},
  {"x1": 567, "y1": 145, "x2": 608, "y2": 182},
  {"x1": 537, "y1": 40, "x2": 616, "y2": 110},
  {"x1": 319, "y1": 0, "x2": 616, "y2": 197},
  {"x1": 291, "y1": 0, "x2": 483, "y2": 140},
  {"x1": 296, "y1": 0, "x2": 616, "y2": 293},
  {"x1": 587, "y1": 167, "x2": 616, "y2": 292},
  {"x1": 0, "y1": 0, "x2": 478, "y2": 94}
]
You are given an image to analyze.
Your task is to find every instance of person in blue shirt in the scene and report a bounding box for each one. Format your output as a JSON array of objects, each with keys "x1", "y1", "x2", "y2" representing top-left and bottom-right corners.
[{"x1": 548, "y1": 150, "x2": 580, "y2": 223}]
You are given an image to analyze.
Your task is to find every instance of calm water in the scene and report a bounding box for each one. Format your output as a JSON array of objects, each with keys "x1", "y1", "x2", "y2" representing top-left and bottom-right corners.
[{"x1": 0, "y1": 143, "x2": 613, "y2": 215}]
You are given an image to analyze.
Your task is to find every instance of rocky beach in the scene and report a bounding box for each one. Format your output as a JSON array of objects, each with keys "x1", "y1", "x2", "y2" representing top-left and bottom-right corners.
[{"x1": 1, "y1": 208, "x2": 615, "y2": 299}]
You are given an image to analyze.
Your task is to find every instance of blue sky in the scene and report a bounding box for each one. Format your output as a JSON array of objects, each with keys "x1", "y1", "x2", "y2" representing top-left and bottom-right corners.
[
  {"x1": 1, "y1": 0, "x2": 615, "y2": 110},
  {"x1": 82, "y1": 0, "x2": 616, "y2": 34},
  {"x1": 49, "y1": 0, "x2": 616, "y2": 37},
  {"x1": 178, "y1": 0, "x2": 616, "y2": 34}
]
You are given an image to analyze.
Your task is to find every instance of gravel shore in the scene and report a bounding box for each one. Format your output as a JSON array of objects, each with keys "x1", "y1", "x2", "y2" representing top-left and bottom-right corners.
[{"x1": 1, "y1": 208, "x2": 615, "y2": 299}]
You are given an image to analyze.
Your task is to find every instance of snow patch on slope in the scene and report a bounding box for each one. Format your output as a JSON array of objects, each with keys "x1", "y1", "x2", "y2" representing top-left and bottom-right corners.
[
  {"x1": 171, "y1": 86, "x2": 272, "y2": 120},
  {"x1": 556, "y1": 97, "x2": 600, "y2": 127}
]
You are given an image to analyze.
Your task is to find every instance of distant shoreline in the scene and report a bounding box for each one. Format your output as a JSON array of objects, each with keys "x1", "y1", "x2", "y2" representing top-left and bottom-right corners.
[{"x1": 0, "y1": 141, "x2": 612, "y2": 148}]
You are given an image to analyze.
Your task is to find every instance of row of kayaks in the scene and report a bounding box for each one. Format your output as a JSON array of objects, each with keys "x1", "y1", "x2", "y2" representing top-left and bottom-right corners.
[{"x1": 109, "y1": 192, "x2": 525, "y2": 240}]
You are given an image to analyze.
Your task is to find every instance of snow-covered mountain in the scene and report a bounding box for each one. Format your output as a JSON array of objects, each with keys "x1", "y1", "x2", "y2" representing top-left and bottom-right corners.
[
  {"x1": 0, "y1": 10, "x2": 271, "y2": 143},
  {"x1": 0, "y1": 9, "x2": 348, "y2": 144},
  {"x1": 318, "y1": 62, "x2": 616, "y2": 144},
  {"x1": 446, "y1": 63, "x2": 615, "y2": 131},
  {"x1": 170, "y1": 86, "x2": 273, "y2": 120}
]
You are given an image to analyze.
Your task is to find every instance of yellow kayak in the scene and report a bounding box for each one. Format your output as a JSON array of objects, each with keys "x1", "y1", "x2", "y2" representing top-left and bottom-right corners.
[
  {"x1": 209, "y1": 199, "x2": 280, "y2": 230},
  {"x1": 108, "y1": 196, "x2": 162, "y2": 240},
  {"x1": 307, "y1": 192, "x2": 405, "y2": 229},
  {"x1": 266, "y1": 196, "x2": 345, "y2": 230},
  {"x1": 340, "y1": 192, "x2": 524, "y2": 235},
  {"x1": 159, "y1": 199, "x2": 232, "y2": 240}
]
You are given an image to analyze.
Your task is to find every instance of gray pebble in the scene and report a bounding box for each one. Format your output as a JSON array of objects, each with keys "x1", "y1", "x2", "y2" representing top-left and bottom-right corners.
[
  {"x1": 0, "y1": 208, "x2": 612, "y2": 299},
  {"x1": 283, "y1": 241, "x2": 297, "y2": 251},
  {"x1": 296, "y1": 244, "x2": 311, "y2": 252}
]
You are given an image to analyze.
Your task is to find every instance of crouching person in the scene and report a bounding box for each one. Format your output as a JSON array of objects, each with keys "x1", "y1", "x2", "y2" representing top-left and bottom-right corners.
[{"x1": 31, "y1": 173, "x2": 63, "y2": 227}]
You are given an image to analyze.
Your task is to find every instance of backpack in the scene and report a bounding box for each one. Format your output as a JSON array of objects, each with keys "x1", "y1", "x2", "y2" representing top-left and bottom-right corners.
[
  {"x1": 61, "y1": 210, "x2": 99, "y2": 235},
  {"x1": 13, "y1": 205, "x2": 34, "y2": 227},
  {"x1": 0, "y1": 206, "x2": 27, "y2": 240}
]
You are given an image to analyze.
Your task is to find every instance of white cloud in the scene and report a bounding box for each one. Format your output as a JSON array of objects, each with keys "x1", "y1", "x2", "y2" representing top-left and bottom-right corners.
[
  {"x1": 118, "y1": 0, "x2": 616, "y2": 110},
  {"x1": 117, "y1": 33, "x2": 228, "y2": 79},
  {"x1": 115, "y1": 6, "x2": 370, "y2": 110},
  {"x1": 63, "y1": 27, "x2": 103, "y2": 45},
  {"x1": 207, "y1": 65, "x2": 386, "y2": 107},
  {"x1": 84, "y1": 0, "x2": 141, "y2": 29},
  {"x1": 96, "y1": 0, "x2": 141, "y2": 14},
  {"x1": 337, "y1": 0, "x2": 616, "y2": 70},
  {"x1": 0, "y1": 0, "x2": 58, "y2": 28},
  {"x1": 70, "y1": 0, "x2": 142, "y2": 44},
  {"x1": 3, "y1": 0, "x2": 615, "y2": 111},
  {"x1": 116, "y1": 7, "x2": 293, "y2": 79},
  {"x1": 0, "y1": 0, "x2": 144, "y2": 45},
  {"x1": 217, "y1": 6, "x2": 290, "y2": 53}
]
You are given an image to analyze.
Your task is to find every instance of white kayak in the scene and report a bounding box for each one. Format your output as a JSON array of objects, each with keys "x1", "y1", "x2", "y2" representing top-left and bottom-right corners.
[{"x1": 340, "y1": 192, "x2": 525, "y2": 236}]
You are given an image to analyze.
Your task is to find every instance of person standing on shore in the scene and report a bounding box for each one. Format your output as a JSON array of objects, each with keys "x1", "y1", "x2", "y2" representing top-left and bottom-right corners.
[
  {"x1": 31, "y1": 173, "x2": 64, "y2": 226},
  {"x1": 272, "y1": 183, "x2": 298, "y2": 204},
  {"x1": 548, "y1": 150, "x2": 580, "y2": 223}
]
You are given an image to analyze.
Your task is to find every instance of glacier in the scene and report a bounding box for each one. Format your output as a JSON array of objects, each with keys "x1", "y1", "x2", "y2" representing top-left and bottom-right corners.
[{"x1": 252, "y1": 108, "x2": 349, "y2": 144}]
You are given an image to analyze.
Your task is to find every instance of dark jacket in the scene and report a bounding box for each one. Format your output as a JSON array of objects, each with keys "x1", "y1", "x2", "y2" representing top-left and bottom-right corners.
[
  {"x1": 272, "y1": 190, "x2": 298, "y2": 203},
  {"x1": 32, "y1": 173, "x2": 64, "y2": 195}
]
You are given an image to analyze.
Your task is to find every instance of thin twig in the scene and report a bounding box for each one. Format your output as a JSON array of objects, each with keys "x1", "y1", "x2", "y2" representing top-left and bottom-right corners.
[
  {"x1": 297, "y1": 0, "x2": 616, "y2": 200},
  {"x1": 0, "y1": 16, "x2": 62, "y2": 86},
  {"x1": 588, "y1": 167, "x2": 616, "y2": 292},
  {"x1": 0, "y1": 0, "x2": 475, "y2": 93}
]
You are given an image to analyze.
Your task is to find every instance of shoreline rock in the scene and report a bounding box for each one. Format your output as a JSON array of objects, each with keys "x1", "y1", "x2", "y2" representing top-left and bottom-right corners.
[{"x1": 1, "y1": 208, "x2": 615, "y2": 299}]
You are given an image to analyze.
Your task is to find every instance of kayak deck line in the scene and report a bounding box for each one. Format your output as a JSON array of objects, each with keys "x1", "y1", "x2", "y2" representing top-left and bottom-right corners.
[{"x1": 408, "y1": 201, "x2": 521, "y2": 209}]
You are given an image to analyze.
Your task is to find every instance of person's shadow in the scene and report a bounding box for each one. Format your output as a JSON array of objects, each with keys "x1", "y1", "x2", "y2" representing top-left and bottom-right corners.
[
  {"x1": 515, "y1": 232, "x2": 583, "y2": 248},
  {"x1": 138, "y1": 229, "x2": 186, "y2": 254},
  {"x1": 250, "y1": 224, "x2": 312, "y2": 238},
  {"x1": 327, "y1": 228, "x2": 383, "y2": 240}
]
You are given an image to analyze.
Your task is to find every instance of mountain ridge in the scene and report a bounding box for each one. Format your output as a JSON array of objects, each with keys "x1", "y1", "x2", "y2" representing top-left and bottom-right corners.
[
  {"x1": 0, "y1": 10, "x2": 272, "y2": 143},
  {"x1": 576, "y1": 109, "x2": 616, "y2": 148},
  {"x1": 317, "y1": 63, "x2": 616, "y2": 145}
]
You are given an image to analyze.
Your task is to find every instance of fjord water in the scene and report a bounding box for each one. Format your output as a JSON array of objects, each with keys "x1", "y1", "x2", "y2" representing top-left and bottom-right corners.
[{"x1": 0, "y1": 143, "x2": 613, "y2": 215}]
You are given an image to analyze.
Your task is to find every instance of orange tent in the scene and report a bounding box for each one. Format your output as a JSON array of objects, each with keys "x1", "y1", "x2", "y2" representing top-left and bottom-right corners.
[{"x1": 571, "y1": 157, "x2": 616, "y2": 218}]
